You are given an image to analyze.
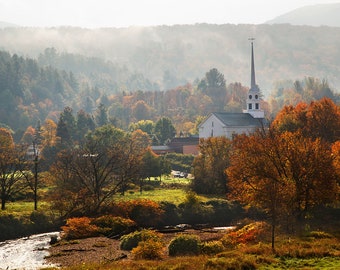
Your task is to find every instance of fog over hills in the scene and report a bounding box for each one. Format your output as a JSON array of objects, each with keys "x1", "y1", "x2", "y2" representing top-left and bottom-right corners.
[
  {"x1": 1, "y1": 3, "x2": 340, "y2": 93},
  {"x1": 266, "y1": 3, "x2": 340, "y2": 27}
]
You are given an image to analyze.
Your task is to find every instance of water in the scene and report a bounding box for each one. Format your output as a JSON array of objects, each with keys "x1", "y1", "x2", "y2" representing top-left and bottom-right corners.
[{"x1": 0, "y1": 232, "x2": 60, "y2": 270}]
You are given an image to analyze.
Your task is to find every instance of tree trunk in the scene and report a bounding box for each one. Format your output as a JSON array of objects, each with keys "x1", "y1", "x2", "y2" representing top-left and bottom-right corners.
[
  {"x1": 271, "y1": 221, "x2": 275, "y2": 250},
  {"x1": 1, "y1": 198, "x2": 5, "y2": 210}
]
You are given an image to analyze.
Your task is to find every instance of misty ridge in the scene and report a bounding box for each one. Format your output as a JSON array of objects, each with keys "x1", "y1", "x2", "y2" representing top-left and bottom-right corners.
[{"x1": 1, "y1": 23, "x2": 340, "y2": 93}]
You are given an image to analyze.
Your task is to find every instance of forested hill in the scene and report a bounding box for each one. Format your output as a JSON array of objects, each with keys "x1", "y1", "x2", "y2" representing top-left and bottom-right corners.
[
  {"x1": 1, "y1": 23, "x2": 340, "y2": 92},
  {"x1": 266, "y1": 3, "x2": 340, "y2": 27}
]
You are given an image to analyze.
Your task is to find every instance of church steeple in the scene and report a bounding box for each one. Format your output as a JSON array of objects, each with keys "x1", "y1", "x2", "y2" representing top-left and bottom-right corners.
[
  {"x1": 250, "y1": 39, "x2": 256, "y2": 90},
  {"x1": 243, "y1": 38, "x2": 264, "y2": 118}
]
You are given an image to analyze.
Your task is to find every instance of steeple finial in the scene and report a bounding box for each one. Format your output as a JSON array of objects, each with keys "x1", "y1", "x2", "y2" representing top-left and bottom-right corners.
[{"x1": 249, "y1": 38, "x2": 256, "y2": 90}]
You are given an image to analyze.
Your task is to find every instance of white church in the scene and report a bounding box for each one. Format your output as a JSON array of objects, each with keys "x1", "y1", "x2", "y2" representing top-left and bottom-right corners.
[{"x1": 198, "y1": 40, "x2": 265, "y2": 139}]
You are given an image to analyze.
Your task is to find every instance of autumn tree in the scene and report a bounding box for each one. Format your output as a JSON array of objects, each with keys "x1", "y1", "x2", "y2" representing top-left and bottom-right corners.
[
  {"x1": 227, "y1": 127, "x2": 338, "y2": 249},
  {"x1": 272, "y1": 98, "x2": 340, "y2": 143},
  {"x1": 192, "y1": 137, "x2": 232, "y2": 195},
  {"x1": 50, "y1": 125, "x2": 148, "y2": 216},
  {"x1": 128, "y1": 120, "x2": 155, "y2": 136},
  {"x1": 0, "y1": 128, "x2": 25, "y2": 210},
  {"x1": 281, "y1": 131, "x2": 338, "y2": 221},
  {"x1": 41, "y1": 119, "x2": 57, "y2": 147},
  {"x1": 131, "y1": 100, "x2": 152, "y2": 121}
]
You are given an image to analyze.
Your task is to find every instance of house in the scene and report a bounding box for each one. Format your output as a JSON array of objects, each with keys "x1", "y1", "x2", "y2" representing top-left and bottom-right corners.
[
  {"x1": 198, "y1": 112, "x2": 263, "y2": 139},
  {"x1": 152, "y1": 136, "x2": 199, "y2": 155},
  {"x1": 199, "y1": 40, "x2": 265, "y2": 139}
]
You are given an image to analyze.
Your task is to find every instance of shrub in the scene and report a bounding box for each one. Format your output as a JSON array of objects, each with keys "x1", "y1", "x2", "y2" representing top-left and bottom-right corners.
[
  {"x1": 204, "y1": 199, "x2": 244, "y2": 225},
  {"x1": 142, "y1": 184, "x2": 155, "y2": 191},
  {"x1": 199, "y1": 240, "x2": 225, "y2": 255},
  {"x1": 178, "y1": 192, "x2": 214, "y2": 224},
  {"x1": 0, "y1": 214, "x2": 27, "y2": 241},
  {"x1": 91, "y1": 215, "x2": 136, "y2": 237},
  {"x1": 159, "y1": 201, "x2": 181, "y2": 226},
  {"x1": 113, "y1": 199, "x2": 164, "y2": 227},
  {"x1": 306, "y1": 230, "x2": 333, "y2": 239},
  {"x1": 61, "y1": 217, "x2": 99, "y2": 240},
  {"x1": 222, "y1": 221, "x2": 268, "y2": 246},
  {"x1": 30, "y1": 211, "x2": 52, "y2": 232},
  {"x1": 131, "y1": 239, "x2": 165, "y2": 260},
  {"x1": 120, "y1": 229, "x2": 162, "y2": 251},
  {"x1": 168, "y1": 234, "x2": 201, "y2": 256}
]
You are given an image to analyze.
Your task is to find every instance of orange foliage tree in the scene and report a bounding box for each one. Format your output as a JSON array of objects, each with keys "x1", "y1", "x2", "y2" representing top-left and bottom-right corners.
[
  {"x1": 0, "y1": 128, "x2": 25, "y2": 210},
  {"x1": 227, "y1": 127, "x2": 338, "y2": 249},
  {"x1": 272, "y1": 97, "x2": 340, "y2": 143}
]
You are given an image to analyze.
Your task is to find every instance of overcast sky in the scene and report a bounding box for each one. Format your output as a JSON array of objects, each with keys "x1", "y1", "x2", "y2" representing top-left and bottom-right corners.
[{"x1": 0, "y1": 0, "x2": 339, "y2": 28}]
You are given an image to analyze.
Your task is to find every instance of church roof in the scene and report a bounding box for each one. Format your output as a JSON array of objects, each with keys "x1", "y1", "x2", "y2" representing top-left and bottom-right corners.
[{"x1": 213, "y1": 112, "x2": 264, "y2": 127}]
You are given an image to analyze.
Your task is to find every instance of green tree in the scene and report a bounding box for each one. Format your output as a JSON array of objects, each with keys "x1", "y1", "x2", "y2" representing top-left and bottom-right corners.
[
  {"x1": 75, "y1": 109, "x2": 95, "y2": 143},
  {"x1": 198, "y1": 68, "x2": 227, "y2": 111},
  {"x1": 50, "y1": 125, "x2": 148, "y2": 216},
  {"x1": 192, "y1": 137, "x2": 231, "y2": 194},
  {"x1": 56, "y1": 107, "x2": 76, "y2": 144},
  {"x1": 154, "y1": 117, "x2": 176, "y2": 145},
  {"x1": 95, "y1": 103, "x2": 108, "y2": 127},
  {"x1": 129, "y1": 120, "x2": 155, "y2": 136}
]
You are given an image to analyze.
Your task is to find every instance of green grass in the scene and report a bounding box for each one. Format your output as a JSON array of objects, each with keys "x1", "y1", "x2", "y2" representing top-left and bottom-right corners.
[
  {"x1": 260, "y1": 257, "x2": 340, "y2": 269},
  {"x1": 1, "y1": 201, "x2": 50, "y2": 216},
  {"x1": 114, "y1": 188, "x2": 189, "y2": 205},
  {"x1": 113, "y1": 185, "x2": 217, "y2": 205}
]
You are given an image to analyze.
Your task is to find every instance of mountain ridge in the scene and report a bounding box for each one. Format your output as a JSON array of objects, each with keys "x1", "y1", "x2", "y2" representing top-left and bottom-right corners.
[{"x1": 266, "y1": 3, "x2": 340, "y2": 27}]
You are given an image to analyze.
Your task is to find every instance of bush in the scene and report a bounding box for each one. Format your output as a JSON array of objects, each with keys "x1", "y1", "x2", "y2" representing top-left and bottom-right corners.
[
  {"x1": 305, "y1": 230, "x2": 333, "y2": 239},
  {"x1": 91, "y1": 215, "x2": 136, "y2": 237},
  {"x1": 199, "y1": 240, "x2": 225, "y2": 255},
  {"x1": 204, "y1": 199, "x2": 244, "y2": 225},
  {"x1": 0, "y1": 214, "x2": 27, "y2": 241},
  {"x1": 112, "y1": 199, "x2": 164, "y2": 227},
  {"x1": 131, "y1": 239, "x2": 165, "y2": 260},
  {"x1": 142, "y1": 184, "x2": 155, "y2": 191},
  {"x1": 30, "y1": 211, "x2": 53, "y2": 232},
  {"x1": 120, "y1": 229, "x2": 162, "y2": 251},
  {"x1": 168, "y1": 234, "x2": 201, "y2": 256},
  {"x1": 61, "y1": 217, "x2": 99, "y2": 240},
  {"x1": 159, "y1": 201, "x2": 181, "y2": 226},
  {"x1": 178, "y1": 192, "x2": 214, "y2": 225},
  {"x1": 222, "y1": 221, "x2": 268, "y2": 247}
]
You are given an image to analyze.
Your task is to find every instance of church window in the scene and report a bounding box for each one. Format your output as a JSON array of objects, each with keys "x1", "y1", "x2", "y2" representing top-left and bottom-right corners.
[
  {"x1": 212, "y1": 121, "x2": 214, "y2": 127},
  {"x1": 255, "y1": 103, "x2": 259, "y2": 109},
  {"x1": 255, "y1": 94, "x2": 258, "y2": 99},
  {"x1": 248, "y1": 103, "x2": 252, "y2": 110},
  {"x1": 249, "y1": 95, "x2": 252, "y2": 99}
]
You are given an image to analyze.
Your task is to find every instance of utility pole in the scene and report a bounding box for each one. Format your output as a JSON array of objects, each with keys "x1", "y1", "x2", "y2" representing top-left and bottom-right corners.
[{"x1": 32, "y1": 139, "x2": 39, "y2": 211}]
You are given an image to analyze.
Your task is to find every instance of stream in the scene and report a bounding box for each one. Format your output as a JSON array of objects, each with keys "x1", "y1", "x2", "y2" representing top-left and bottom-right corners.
[{"x1": 0, "y1": 232, "x2": 60, "y2": 270}]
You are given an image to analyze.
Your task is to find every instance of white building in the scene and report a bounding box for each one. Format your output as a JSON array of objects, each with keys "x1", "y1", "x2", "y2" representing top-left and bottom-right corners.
[{"x1": 199, "y1": 40, "x2": 265, "y2": 139}]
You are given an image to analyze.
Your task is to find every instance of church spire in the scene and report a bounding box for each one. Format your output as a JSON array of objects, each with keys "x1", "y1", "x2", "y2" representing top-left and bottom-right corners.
[
  {"x1": 250, "y1": 38, "x2": 256, "y2": 90},
  {"x1": 243, "y1": 38, "x2": 264, "y2": 119}
]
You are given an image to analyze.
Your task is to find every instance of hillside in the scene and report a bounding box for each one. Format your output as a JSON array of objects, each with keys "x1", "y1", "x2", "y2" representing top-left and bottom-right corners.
[
  {"x1": 266, "y1": 3, "x2": 340, "y2": 27},
  {"x1": 1, "y1": 24, "x2": 340, "y2": 93}
]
